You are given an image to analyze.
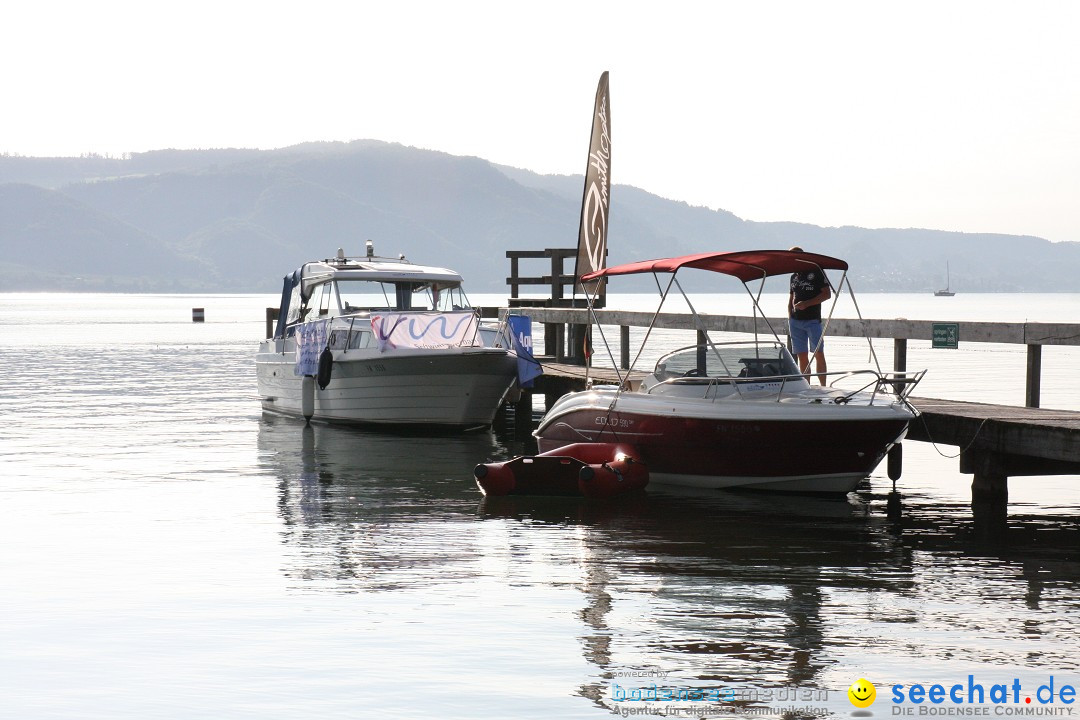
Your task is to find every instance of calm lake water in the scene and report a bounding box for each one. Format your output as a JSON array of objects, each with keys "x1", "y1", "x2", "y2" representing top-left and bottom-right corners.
[{"x1": 2, "y1": 293, "x2": 1078, "y2": 719}]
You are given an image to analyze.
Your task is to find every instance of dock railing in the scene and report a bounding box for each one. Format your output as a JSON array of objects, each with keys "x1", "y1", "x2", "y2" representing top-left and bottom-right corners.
[
  {"x1": 502, "y1": 307, "x2": 1080, "y2": 409},
  {"x1": 505, "y1": 249, "x2": 600, "y2": 364}
]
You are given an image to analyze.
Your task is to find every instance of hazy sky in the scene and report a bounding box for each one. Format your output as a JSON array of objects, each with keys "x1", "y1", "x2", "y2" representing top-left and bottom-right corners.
[{"x1": 4, "y1": 1, "x2": 1078, "y2": 243}]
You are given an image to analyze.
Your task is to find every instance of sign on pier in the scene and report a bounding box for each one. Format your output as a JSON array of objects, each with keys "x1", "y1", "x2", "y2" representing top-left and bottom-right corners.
[{"x1": 932, "y1": 322, "x2": 959, "y2": 349}]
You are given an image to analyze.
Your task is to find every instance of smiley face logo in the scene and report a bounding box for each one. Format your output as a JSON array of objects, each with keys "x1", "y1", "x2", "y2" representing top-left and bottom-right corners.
[{"x1": 848, "y1": 678, "x2": 876, "y2": 708}]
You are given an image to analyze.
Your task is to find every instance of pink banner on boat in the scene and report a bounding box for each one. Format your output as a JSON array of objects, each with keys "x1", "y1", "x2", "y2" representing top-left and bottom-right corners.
[{"x1": 371, "y1": 312, "x2": 481, "y2": 351}]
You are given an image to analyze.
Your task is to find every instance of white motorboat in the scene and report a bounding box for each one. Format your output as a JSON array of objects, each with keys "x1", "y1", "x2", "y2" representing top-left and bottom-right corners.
[
  {"x1": 534, "y1": 249, "x2": 925, "y2": 493},
  {"x1": 256, "y1": 243, "x2": 522, "y2": 430}
]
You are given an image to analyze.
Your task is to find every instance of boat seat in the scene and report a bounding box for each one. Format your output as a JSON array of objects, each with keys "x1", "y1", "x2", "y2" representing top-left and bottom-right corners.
[
  {"x1": 738, "y1": 358, "x2": 781, "y2": 378},
  {"x1": 671, "y1": 376, "x2": 714, "y2": 385}
]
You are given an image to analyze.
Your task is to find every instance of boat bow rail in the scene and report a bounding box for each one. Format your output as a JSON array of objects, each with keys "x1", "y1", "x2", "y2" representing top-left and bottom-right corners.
[
  {"x1": 642, "y1": 367, "x2": 926, "y2": 407},
  {"x1": 633, "y1": 340, "x2": 924, "y2": 406}
]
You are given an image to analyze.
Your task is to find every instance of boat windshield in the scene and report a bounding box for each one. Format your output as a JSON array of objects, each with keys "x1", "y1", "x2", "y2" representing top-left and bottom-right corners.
[
  {"x1": 336, "y1": 280, "x2": 471, "y2": 313},
  {"x1": 652, "y1": 342, "x2": 803, "y2": 382}
]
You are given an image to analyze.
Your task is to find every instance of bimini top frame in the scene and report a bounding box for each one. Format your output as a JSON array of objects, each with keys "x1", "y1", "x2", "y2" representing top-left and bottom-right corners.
[{"x1": 578, "y1": 249, "x2": 886, "y2": 390}]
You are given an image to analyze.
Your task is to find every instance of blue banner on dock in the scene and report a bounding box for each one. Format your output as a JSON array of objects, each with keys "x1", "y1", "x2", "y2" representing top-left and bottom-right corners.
[{"x1": 508, "y1": 315, "x2": 542, "y2": 388}]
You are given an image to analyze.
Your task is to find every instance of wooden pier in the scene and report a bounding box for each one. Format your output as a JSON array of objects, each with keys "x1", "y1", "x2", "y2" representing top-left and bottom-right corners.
[
  {"x1": 503, "y1": 307, "x2": 1079, "y2": 408},
  {"x1": 906, "y1": 397, "x2": 1080, "y2": 518}
]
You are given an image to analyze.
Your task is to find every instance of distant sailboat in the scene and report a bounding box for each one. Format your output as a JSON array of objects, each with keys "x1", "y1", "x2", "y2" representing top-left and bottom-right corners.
[{"x1": 935, "y1": 262, "x2": 956, "y2": 297}]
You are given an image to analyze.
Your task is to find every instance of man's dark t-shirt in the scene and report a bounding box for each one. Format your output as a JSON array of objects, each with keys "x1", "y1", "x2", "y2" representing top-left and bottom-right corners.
[{"x1": 790, "y1": 270, "x2": 827, "y2": 321}]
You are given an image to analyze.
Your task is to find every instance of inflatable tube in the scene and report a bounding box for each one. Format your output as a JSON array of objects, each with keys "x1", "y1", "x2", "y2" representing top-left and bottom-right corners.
[
  {"x1": 474, "y1": 443, "x2": 648, "y2": 497},
  {"x1": 578, "y1": 457, "x2": 649, "y2": 499},
  {"x1": 473, "y1": 462, "x2": 517, "y2": 496}
]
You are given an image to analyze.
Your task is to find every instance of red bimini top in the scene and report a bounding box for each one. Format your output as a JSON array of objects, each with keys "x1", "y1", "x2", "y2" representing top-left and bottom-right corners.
[{"x1": 580, "y1": 249, "x2": 848, "y2": 284}]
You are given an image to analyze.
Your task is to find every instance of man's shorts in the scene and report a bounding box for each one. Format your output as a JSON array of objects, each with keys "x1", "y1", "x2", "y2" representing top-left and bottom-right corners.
[{"x1": 788, "y1": 318, "x2": 824, "y2": 355}]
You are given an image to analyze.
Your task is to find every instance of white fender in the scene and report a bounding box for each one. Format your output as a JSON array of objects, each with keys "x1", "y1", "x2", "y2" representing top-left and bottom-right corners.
[{"x1": 301, "y1": 375, "x2": 315, "y2": 421}]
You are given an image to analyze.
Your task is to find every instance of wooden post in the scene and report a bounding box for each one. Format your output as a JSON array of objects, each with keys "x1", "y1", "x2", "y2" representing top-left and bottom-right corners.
[
  {"x1": 1026, "y1": 344, "x2": 1042, "y2": 408},
  {"x1": 620, "y1": 325, "x2": 630, "y2": 370},
  {"x1": 567, "y1": 323, "x2": 587, "y2": 366},
  {"x1": 509, "y1": 255, "x2": 520, "y2": 300},
  {"x1": 893, "y1": 338, "x2": 907, "y2": 374},
  {"x1": 893, "y1": 337, "x2": 908, "y2": 394},
  {"x1": 265, "y1": 307, "x2": 279, "y2": 339},
  {"x1": 966, "y1": 450, "x2": 1009, "y2": 541},
  {"x1": 696, "y1": 330, "x2": 707, "y2": 373},
  {"x1": 513, "y1": 391, "x2": 534, "y2": 437},
  {"x1": 545, "y1": 323, "x2": 559, "y2": 359},
  {"x1": 550, "y1": 252, "x2": 564, "y2": 303},
  {"x1": 544, "y1": 385, "x2": 563, "y2": 411}
]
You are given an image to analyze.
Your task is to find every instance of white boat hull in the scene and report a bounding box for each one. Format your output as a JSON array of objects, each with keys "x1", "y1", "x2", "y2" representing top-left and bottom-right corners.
[
  {"x1": 649, "y1": 470, "x2": 870, "y2": 493},
  {"x1": 256, "y1": 342, "x2": 519, "y2": 430}
]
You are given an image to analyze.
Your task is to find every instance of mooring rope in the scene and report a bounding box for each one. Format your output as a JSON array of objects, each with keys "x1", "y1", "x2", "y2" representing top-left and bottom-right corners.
[{"x1": 917, "y1": 412, "x2": 990, "y2": 459}]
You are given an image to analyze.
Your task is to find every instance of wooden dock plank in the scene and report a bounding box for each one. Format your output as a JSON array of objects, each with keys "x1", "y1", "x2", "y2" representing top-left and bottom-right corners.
[
  {"x1": 535, "y1": 360, "x2": 644, "y2": 385},
  {"x1": 504, "y1": 307, "x2": 1080, "y2": 346},
  {"x1": 907, "y1": 397, "x2": 1080, "y2": 468}
]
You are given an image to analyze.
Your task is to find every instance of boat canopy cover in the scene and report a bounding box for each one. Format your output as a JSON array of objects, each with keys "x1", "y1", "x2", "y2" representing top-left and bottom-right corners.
[
  {"x1": 275, "y1": 266, "x2": 304, "y2": 339},
  {"x1": 300, "y1": 260, "x2": 464, "y2": 293},
  {"x1": 580, "y1": 250, "x2": 848, "y2": 284},
  {"x1": 273, "y1": 258, "x2": 467, "y2": 339}
]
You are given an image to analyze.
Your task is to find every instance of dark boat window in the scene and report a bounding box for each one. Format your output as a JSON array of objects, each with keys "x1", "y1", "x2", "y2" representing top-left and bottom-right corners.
[{"x1": 395, "y1": 284, "x2": 412, "y2": 310}]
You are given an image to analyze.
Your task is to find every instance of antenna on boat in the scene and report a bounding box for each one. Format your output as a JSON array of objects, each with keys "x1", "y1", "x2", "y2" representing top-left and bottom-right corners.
[
  {"x1": 366, "y1": 240, "x2": 374, "y2": 258},
  {"x1": 336, "y1": 247, "x2": 345, "y2": 261}
]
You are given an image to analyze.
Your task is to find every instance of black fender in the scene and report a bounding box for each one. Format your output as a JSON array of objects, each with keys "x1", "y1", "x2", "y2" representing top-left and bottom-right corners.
[{"x1": 317, "y1": 347, "x2": 333, "y2": 390}]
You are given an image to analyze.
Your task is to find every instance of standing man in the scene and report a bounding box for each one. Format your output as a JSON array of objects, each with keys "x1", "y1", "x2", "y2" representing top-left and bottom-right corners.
[{"x1": 787, "y1": 246, "x2": 831, "y2": 385}]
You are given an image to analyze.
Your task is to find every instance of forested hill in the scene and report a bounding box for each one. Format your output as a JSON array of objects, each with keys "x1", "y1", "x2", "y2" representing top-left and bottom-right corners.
[{"x1": 2, "y1": 141, "x2": 1076, "y2": 292}]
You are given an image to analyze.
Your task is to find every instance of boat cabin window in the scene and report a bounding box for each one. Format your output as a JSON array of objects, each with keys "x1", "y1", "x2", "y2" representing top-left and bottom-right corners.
[
  {"x1": 304, "y1": 283, "x2": 331, "y2": 318},
  {"x1": 427, "y1": 283, "x2": 470, "y2": 311},
  {"x1": 335, "y1": 280, "x2": 470, "y2": 313},
  {"x1": 284, "y1": 283, "x2": 305, "y2": 325},
  {"x1": 318, "y1": 284, "x2": 332, "y2": 316}
]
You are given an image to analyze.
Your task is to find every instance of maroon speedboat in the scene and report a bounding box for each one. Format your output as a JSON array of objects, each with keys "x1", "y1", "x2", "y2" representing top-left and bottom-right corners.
[{"x1": 533, "y1": 250, "x2": 924, "y2": 493}]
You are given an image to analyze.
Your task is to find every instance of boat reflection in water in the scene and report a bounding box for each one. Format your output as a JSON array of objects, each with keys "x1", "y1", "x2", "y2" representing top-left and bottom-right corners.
[
  {"x1": 259, "y1": 413, "x2": 1080, "y2": 716},
  {"x1": 259, "y1": 412, "x2": 928, "y2": 714},
  {"x1": 478, "y1": 488, "x2": 916, "y2": 710},
  {"x1": 258, "y1": 413, "x2": 518, "y2": 591}
]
